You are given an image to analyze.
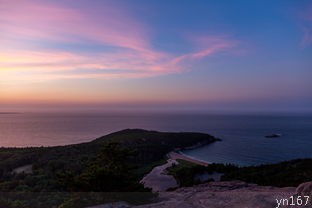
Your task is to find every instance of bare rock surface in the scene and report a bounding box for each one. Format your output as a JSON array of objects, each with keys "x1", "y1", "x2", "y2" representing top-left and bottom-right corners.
[
  {"x1": 11, "y1": 164, "x2": 33, "y2": 174},
  {"x1": 296, "y1": 181, "x2": 312, "y2": 197},
  {"x1": 88, "y1": 181, "x2": 312, "y2": 208},
  {"x1": 135, "y1": 181, "x2": 300, "y2": 208}
]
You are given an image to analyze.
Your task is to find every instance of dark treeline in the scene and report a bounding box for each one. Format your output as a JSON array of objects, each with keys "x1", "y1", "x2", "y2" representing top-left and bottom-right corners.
[
  {"x1": 167, "y1": 159, "x2": 312, "y2": 188},
  {"x1": 0, "y1": 129, "x2": 218, "y2": 207}
]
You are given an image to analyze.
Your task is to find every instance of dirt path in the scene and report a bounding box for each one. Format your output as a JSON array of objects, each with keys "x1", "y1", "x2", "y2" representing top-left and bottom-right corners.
[{"x1": 140, "y1": 159, "x2": 178, "y2": 192}]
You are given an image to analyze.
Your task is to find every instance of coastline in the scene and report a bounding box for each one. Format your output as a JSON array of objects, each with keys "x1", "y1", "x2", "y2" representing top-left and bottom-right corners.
[
  {"x1": 141, "y1": 152, "x2": 210, "y2": 192},
  {"x1": 166, "y1": 135, "x2": 220, "y2": 166},
  {"x1": 140, "y1": 159, "x2": 178, "y2": 192},
  {"x1": 140, "y1": 138, "x2": 215, "y2": 191},
  {"x1": 167, "y1": 151, "x2": 210, "y2": 166},
  {"x1": 0, "y1": 112, "x2": 20, "y2": 114}
]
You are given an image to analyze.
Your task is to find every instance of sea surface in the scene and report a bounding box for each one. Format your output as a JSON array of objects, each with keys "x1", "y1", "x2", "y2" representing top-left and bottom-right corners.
[{"x1": 0, "y1": 112, "x2": 311, "y2": 166}]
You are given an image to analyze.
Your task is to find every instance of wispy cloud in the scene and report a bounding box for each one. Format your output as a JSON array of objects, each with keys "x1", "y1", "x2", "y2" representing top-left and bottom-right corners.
[
  {"x1": 0, "y1": 0, "x2": 239, "y2": 82},
  {"x1": 170, "y1": 36, "x2": 236, "y2": 66},
  {"x1": 0, "y1": 0, "x2": 150, "y2": 50},
  {"x1": 299, "y1": 5, "x2": 312, "y2": 47}
]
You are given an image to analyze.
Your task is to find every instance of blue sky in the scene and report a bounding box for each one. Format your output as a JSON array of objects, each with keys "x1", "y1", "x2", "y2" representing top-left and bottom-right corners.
[{"x1": 0, "y1": 0, "x2": 311, "y2": 112}]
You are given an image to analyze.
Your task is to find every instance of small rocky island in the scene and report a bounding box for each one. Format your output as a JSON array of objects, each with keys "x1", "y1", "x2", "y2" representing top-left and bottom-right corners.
[{"x1": 265, "y1": 133, "x2": 282, "y2": 138}]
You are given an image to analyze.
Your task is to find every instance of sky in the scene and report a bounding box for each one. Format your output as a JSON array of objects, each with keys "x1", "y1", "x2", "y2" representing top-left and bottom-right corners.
[{"x1": 0, "y1": 0, "x2": 311, "y2": 113}]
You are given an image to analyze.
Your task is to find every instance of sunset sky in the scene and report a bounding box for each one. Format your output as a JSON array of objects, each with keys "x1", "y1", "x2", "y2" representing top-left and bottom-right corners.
[{"x1": 1, "y1": 0, "x2": 311, "y2": 112}]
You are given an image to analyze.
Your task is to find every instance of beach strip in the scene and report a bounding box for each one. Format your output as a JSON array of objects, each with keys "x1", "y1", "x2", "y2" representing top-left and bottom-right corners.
[{"x1": 167, "y1": 151, "x2": 210, "y2": 166}]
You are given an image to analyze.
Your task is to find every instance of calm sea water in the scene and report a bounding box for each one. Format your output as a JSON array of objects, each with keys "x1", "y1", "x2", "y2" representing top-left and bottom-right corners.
[{"x1": 0, "y1": 112, "x2": 311, "y2": 166}]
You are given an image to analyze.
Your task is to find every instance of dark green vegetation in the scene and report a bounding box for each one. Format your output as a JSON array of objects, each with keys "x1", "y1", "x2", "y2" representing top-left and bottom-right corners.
[
  {"x1": 167, "y1": 159, "x2": 204, "y2": 187},
  {"x1": 167, "y1": 159, "x2": 312, "y2": 188},
  {"x1": 167, "y1": 160, "x2": 237, "y2": 187},
  {"x1": 222, "y1": 159, "x2": 312, "y2": 187},
  {"x1": 0, "y1": 129, "x2": 218, "y2": 208}
]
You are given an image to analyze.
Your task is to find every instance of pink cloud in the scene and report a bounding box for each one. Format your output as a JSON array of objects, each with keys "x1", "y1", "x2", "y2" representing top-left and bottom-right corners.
[
  {"x1": 0, "y1": 0, "x2": 151, "y2": 51},
  {"x1": 170, "y1": 36, "x2": 236, "y2": 66},
  {"x1": 0, "y1": 0, "x2": 240, "y2": 82}
]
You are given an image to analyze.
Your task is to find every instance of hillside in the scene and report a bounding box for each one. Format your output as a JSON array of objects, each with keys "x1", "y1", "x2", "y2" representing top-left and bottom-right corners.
[
  {"x1": 0, "y1": 129, "x2": 219, "y2": 208},
  {"x1": 0, "y1": 129, "x2": 219, "y2": 182}
]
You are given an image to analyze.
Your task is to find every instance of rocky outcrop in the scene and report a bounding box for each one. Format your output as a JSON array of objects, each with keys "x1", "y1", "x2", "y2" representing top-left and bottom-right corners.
[
  {"x1": 135, "y1": 181, "x2": 299, "y2": 208},
  {"x1": 296, "y1": 181, "x2": 312, "y2": 196},
  {"x1": 89, "y1": 181, "x2": 312, "y2": 208}
]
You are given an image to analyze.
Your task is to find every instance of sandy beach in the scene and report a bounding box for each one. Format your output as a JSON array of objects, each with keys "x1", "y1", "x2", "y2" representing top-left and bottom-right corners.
[{"x1": 167, "y1": 151, "x2": 210, "y2": 166}]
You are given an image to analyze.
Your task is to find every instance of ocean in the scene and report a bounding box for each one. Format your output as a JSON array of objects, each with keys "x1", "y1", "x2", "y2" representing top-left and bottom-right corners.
[{"x1": 0, "y1": 112, "x2": 311, "y2": 166}]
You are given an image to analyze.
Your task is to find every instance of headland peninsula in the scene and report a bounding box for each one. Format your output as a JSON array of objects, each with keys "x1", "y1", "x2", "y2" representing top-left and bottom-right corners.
[{"x1": 0, "y1": 129, "x2": 311, "y2": 208}]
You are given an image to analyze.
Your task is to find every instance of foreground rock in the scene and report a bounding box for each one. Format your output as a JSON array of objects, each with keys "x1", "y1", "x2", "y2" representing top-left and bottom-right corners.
[
  {"x1": 296, "y1": 181, "x2": 312, "y2": 197},
  {"x1": 135, "y1": 181, "x2": 308, "y2": 208},
  {"x1": 89, "y1": 181, "x2": 312, "y2": 208}
]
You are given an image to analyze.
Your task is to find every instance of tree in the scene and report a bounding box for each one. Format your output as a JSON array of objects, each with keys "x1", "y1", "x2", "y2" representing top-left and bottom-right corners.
[{"x1": 72, "y1": 142, "x2": 141, "y2": 191}]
